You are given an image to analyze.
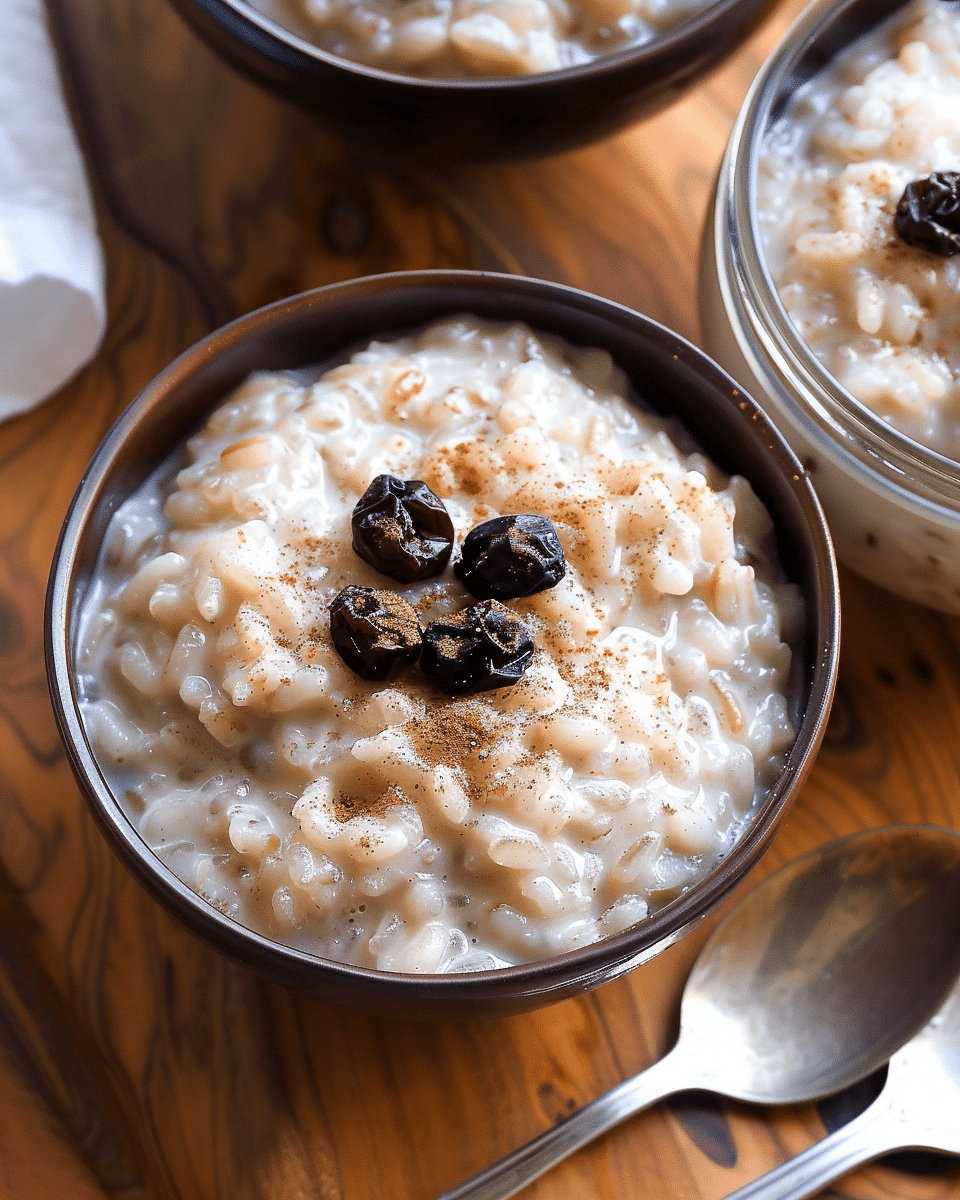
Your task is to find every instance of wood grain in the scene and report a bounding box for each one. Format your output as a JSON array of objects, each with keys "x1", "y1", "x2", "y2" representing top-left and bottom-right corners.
[{"x1": 4, "y1": 0, "x2": 960, "y2": 1196}]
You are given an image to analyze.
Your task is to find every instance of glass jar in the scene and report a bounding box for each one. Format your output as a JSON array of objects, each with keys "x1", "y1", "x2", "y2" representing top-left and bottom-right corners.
[{"x1": 699, "y1": 0, "x2": 960, "y2": 613}]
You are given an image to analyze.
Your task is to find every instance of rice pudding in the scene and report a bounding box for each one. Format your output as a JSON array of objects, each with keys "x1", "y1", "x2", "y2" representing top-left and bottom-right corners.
[
  {"x1": 252, "y1": 0, "x2": 713, "y2": 77},
  {"x1": 76, "y1": 317, "x2": 801, "y2": 973},
  {"x1": 758, "y1": 0, "x2": 960, "y2": 460}
]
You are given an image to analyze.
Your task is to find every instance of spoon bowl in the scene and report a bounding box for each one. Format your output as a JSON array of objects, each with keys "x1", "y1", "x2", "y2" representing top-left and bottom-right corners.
[
  {"x1": 438, "y1": 825, "x2": 960, "y2": 1200},
  {"x1": 722, "y1": 937, "x2": 960, "y2": 1200},
  {"x1": 680, "y1": 824, "x2": 960, "y2": 1103}
]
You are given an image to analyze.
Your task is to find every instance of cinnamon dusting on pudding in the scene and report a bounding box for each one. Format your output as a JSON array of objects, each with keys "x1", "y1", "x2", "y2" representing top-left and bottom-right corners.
[
  {"x1": 409, "y1": 700, "x2": 506, "y2": 768},
  {"x1": 334, "y1": 787, "x2": 405, "y2": 822}
]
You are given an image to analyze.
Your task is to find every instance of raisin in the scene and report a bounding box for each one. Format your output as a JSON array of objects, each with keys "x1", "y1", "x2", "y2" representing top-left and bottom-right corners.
[
  {"x1": 352, "y1": 474, "x2": 455, "y2": 583},
  {"x1": 420, "y1": 600, "x2": 534, "y2": 695},
  {"x1": 455, "y1": 513, "x2": 566, "y2": 600},
  {"x1": 329, "y1": 584, "x2": 423, "y2": 681},
  {"x1": 894, "y1": 171, "x2": 960, "y2": 256}
]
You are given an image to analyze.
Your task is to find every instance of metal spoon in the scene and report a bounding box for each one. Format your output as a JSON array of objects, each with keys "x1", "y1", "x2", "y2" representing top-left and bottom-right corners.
[
  {"x1": 437, "y1": 825, "x2": 960, "y2": 1200},
  {"x1": 719, "y1": 967, "x2": 960, "y2": 1200}
]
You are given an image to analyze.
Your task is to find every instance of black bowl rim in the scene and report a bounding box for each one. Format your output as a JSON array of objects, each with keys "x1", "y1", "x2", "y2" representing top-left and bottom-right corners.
[
  {"x1": 185, "y1": 0, "x2": 774, "y2": 89},
  {"x1": 45, "y1": 269, "x2": 839, "y2": 1008}
]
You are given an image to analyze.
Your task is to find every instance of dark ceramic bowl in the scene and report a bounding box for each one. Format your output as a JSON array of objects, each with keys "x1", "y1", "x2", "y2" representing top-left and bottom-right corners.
[
  {"x1": 166, "y1": 0, "x2": 782, "y2": 160},
  {"x1": 46, "y1": 271, "x2": 839, "y2": 1019}
]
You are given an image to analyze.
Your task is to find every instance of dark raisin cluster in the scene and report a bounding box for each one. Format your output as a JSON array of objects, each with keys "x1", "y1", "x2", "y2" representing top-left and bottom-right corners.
[
  {"x1": 894, "y1": 171, "x2": 960, "y2": 256},
  {"x1": 328, "y1": 474, "x2": 565, "y2": 694}
]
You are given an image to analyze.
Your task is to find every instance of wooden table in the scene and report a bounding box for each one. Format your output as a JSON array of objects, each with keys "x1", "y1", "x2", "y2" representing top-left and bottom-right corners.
[{"x1": 6, "y1": 1, "x2": 960, "y2": 1196}]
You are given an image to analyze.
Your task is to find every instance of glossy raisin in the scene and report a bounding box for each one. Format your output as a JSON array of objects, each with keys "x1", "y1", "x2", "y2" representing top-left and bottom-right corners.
[
  {"x1": 894, "y1": 171, "x2": 960, "y2": 256},
  {"x1": 420, "y1": 600, "x2": 534, "y2": 695},
  {"x1": 329, "y1": 584, "x2": 423, "y2": 681},
  {"x1": 351, "y1": 474, "x2": 455, "y2": 583},
  {"x1": 455, "y1": 513, "x2": 566, "y2": 601}
]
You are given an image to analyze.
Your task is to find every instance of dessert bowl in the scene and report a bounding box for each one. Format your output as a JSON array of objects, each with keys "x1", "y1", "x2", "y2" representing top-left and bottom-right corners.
[
  {"x1": 700, "y1": 0, "x2": 960, "y2": 612},
  {"x1": 46, "y1": 270, "x2": 838, "y2": 1018},
  {"x1": 165, "y1": 0, "x2": 782, "y2": 160}
]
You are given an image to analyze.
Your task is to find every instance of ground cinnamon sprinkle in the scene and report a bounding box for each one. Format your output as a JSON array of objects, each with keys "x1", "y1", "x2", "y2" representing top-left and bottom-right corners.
[
  {"x1": 334, "y1": 785, "x2": 405, "y2": 821},
  {"x1": 409, "y1": 699, "x2": 502, "y2": 767}
]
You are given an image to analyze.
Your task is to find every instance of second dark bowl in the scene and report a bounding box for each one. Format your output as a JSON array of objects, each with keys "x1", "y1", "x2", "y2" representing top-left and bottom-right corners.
[{"x1": 167, "y1": 0, "x2": 782, "y2": 160}]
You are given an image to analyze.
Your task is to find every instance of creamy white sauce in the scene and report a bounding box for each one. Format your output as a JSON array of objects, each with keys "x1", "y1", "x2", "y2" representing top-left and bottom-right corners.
[{"x1": 77, "y1": 317, "x2": 800, "y2": 972}]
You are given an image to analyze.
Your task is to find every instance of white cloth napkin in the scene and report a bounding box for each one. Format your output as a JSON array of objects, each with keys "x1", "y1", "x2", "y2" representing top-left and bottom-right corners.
[{"x1": 0, "y1": 0, "x2": 105, "y2": 420}]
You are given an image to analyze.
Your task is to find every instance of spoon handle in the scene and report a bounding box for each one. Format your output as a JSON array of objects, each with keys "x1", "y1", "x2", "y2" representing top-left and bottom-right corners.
[
  {"x1": 435, "y1": 1046, "x2": 691, "y2": 1200},
  {"x1": 719, "y1": 1093, "x2": 908, "y2": 1200}
]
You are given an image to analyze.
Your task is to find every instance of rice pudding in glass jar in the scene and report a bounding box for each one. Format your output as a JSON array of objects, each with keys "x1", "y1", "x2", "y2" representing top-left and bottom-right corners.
[
  {"x1": 760, "y1": 0, "x2": 960, "y2": 458},
  {"x1": 701, "y1": 0, "x2": 960, "y2": 612}
]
